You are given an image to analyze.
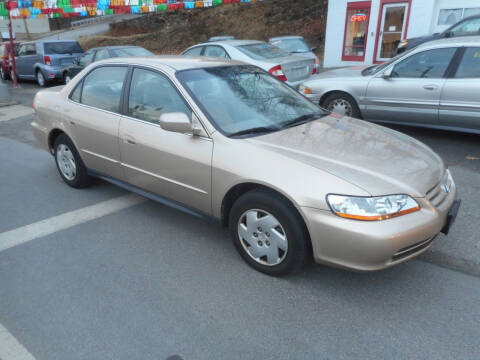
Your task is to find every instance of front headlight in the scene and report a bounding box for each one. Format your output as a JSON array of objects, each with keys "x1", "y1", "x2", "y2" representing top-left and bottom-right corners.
[
  {"x1": 299, "y1": 85, "x2": 313, "y2": 95},
  {"x1": 326, "y1": 194, "x2": 420, "y2": 221},
  {"x1": 399, "y1": 40, "x2": 408, "y2": 48}
]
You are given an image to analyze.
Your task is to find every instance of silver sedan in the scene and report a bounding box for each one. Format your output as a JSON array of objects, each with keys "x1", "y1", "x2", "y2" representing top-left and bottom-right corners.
[
  {"x1": 182, "y1": 40, "x2": 315, "y2": 88},
  {"x1": 300, "y1": 36, "x2": 480, "y2": 134}
]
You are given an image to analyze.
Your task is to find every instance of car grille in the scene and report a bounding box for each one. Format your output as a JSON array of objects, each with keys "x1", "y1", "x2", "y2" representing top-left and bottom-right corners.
[
  {"x1": 392, "y1": 237, "x2": 435, "y2": 262},
  {"x1": 426, "y1": 172, "x2": 451, "y2": 208}
]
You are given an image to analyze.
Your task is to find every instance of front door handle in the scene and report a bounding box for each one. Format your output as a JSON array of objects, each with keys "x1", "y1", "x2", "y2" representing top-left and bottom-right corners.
[
  {"x1": 423, "y1": 84, "x2": 438, "y2": 90},
  {"x1": 123, "y1": 137, "x2": 136, "y2": 145}
]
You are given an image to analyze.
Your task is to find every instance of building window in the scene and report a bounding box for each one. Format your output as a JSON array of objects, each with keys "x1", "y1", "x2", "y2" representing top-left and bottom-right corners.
[
  {"x1": 438, "y1": 7, "x2": 480, "y2": 26},
  {"x1": 342, "y1": 2, "x2": 371, "y2": 61}
]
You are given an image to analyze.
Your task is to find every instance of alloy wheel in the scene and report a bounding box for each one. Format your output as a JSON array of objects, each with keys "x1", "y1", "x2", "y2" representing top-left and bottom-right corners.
[
  {"x1": 327, "y1": 98, "x2": 353, "y2": 116},
  {"x1": 37, "y1": 71, "x2": 45, "y2": 86},
  {"x1": 56, "y1": 144, "x2": 76, "y2": 181},
  {"x1": 64, "y1": 73, "x2": 71, "y2": 84},
  {"x1": 237, "y1": 209, "x2": 288, "y2": 266}
]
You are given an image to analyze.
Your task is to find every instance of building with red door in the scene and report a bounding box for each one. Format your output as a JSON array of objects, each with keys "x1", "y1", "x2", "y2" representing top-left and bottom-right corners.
[{"x1": 323, "y1": 0, "x2": 480, "y2": 67}]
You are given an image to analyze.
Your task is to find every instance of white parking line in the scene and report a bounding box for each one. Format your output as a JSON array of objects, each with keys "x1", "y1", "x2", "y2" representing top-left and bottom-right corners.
[
  {"x1": 0, "y1": 323, "x2": 36, "y2": 360},
  {"x1": 0, "y1": 105, "x2": 35, "y2": 122},
  {"x1": 0, "y1": 194, "x2": 146, "y2": 253}
]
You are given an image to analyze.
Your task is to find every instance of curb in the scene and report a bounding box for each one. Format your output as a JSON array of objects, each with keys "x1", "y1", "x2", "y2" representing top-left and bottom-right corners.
[{"x1": 0, "y1": 101, "x2": 19, "y2": 108}]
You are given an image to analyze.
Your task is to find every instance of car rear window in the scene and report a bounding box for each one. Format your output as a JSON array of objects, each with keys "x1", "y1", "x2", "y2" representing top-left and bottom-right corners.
[
  {"x1": 110, "y1": 47, "x2": 153, "y2": 57},
  {"x1": 271, "y1": 38, "x2": 310, "y2": 53},
  {"x1": 236, "y1": 43, "x2": 289, "y2": 60},
  {"x1": 44, "y1": 42, "x2": 83, "y2": 55}
]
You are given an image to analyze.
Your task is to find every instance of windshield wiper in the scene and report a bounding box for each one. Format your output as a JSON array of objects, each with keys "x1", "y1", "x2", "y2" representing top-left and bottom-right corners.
[
  {"x1": 280, "y1": 112, "x2": 328, "y2": 129},
  {"x1": 228, "y1": 126, "x2": 279, "y2": 138}
]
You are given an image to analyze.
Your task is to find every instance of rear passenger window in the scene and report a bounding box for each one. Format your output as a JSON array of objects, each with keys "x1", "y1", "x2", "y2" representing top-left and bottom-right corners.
[
  {"x1": 80, "y1": 66, "x2": 127, "y2": 113},
  {"x1": 128, "y1": 68, "x2": 191, "y2": 123},
  {"x1": 204, "y1": 46, "x2": 229, "y2": 58},
  {"x1": 183, "y1": 47, "x2": 203, "y2": 56},
  {"x1": 455, "y1": 47, "x2": 480, "y2": 78}
]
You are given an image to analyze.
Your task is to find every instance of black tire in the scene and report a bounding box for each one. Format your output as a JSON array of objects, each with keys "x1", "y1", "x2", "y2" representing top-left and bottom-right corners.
[
  {"x1": 321, "y1": 92, "x2": 361, "y2": 119},
  {"x1": 36, "y1": 70, "x2": 47, "y2": 87},
  {"x1": 63, "y1": 71, "x2": 71, "y2": 84},
  {"x1": 54, "y1": 134, "x2": 92, "y2": 188},
  {"x1": 9, "y1": 68, "x2": 15, "y2": 82},
  {"x1": 229, "y1": 188, "x2": 309, "y2": 276},
  {"x1": 0, "y1": 66, "x2": 6, "y2": 81}
]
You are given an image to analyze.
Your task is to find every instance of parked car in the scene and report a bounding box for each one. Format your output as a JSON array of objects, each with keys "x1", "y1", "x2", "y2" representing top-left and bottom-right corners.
[
  {"x1": 269, "y1": 35, "x2": 320, "y2": 73},
  {"x1": 61, "y1": 46, "x2": 153, "y2": 83},
  {"x1": 208, "y1": 36, "x2": 235, "y2": 42},
  {"x1": 32, "y1": 57, "x2": 460, "y2": 276},
  {"x1": 0, "y1": 42, "x2": 19, "y2": 81},
  {"x1": 300, "y1": 36, "x2": 480, "y2": 134},
  {"x1": 14, "y1": 40, "x2": 83, "y2": 86},
  {"x1": 397, "y1": 14, "x2": 480, "y2": 54},
  {"x1": 182, "y1": 40, "x2": 315, "y2": 88}
]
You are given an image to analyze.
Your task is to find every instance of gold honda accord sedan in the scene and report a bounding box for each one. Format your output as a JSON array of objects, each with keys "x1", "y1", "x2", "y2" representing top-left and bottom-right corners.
[{"x1": 31, "y1": 56, "x2": 460, "y2": 276}]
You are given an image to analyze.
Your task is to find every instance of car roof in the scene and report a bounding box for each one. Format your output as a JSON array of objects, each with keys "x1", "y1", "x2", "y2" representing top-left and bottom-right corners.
[
  {"x1": 94, "y1": 55, "x2": 246, "y2": 71},
  {"x1": 269, "y1": 35, "x2": 304, "y2": 41},
  {"x1": 20, "y1": 40, "x2": 79, "y2": 44},
  {"x1": 192, "y1": 39, "x2": 264, "y2": 47},
  {"x1": 88, "y1": 45, "x2": 141, "y2": 51},
  {"x1": 416, "y1": 35, "x2": 480, "y2": 50}
]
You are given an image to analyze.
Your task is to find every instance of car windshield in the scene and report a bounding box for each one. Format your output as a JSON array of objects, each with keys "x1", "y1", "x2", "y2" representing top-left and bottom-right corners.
[
  {"x1": 361, "y1": 47, "x2": 416, "y2": 75},
  {"x1": 44, "y1": 41, "x2": 83, "y2": 55},
  {"x1": 110, "y1": 47, "x2": 153, "y2": 57},
  {"x1": 271, "y1": 38, "x2": 310, "y2": 53},
  {"x1": 176, "y1": 65, "x2": 328, "y2": 137},
  {"x1": 236, "y1": 43, "x2": 290, "y2": 60}
]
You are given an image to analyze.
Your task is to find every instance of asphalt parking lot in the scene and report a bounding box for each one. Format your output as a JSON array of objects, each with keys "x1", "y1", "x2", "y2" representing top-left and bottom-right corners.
[{"x1": 1, "y1": 80, "x2": 480, "y2": 359}]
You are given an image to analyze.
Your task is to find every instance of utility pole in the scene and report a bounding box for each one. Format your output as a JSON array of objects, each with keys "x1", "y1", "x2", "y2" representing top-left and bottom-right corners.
[{"x1": 7, "y1": 1, "x2": 18, "y2": 87}]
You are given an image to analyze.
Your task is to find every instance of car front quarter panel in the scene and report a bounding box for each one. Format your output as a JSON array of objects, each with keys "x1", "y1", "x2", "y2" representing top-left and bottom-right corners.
[{"x1": 211, "y1": 134, "x2": 369, "y2": 219}]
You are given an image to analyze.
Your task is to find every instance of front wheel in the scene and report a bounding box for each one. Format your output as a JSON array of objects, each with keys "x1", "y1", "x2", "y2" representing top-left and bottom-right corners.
[
  {"x1": 54, "y1": 134, "x2": 92, "y2": 188},
  {"x1": 322, "y1": 93, "x2": 361, "y2": 118},
  {"x1": 0, "y1": 66, "x2": 6, "y2": 81},
  {"x1": 229, "y1": 189, "x2": 309, "y2": 276}
]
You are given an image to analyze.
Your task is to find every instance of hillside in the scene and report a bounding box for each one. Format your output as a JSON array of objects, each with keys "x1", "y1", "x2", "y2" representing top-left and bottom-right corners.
[{"x1": 79, "y1": 0, "x2": 328, "y2": 57}]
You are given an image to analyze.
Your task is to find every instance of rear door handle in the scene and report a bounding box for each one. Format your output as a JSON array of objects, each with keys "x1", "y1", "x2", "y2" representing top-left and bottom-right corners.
[{"x1": 423, "y1": 84, "x2": 438, "y2": 90}]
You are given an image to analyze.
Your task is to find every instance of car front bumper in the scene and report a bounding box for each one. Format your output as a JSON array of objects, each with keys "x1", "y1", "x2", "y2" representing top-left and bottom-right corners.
[
  {"x1": 304, "y1": 92, "x2": 321, "y2": 105},
  {"x1": 301, "y1": 179, "x2": 458, "y2": 271}
]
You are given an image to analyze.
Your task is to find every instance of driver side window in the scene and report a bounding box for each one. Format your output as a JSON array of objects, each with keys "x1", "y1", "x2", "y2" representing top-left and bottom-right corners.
[
  {"x1": 79, "y1": 52, "x2": 94, "y2": 67},
  {"x1": 128, "y1": 68, "x2": 191, "y2": 123},
  {"x1": 450, "y1": 18, "x2": 480, "y2": 36},
  {"x1": 391, "y1": 48, "x2": 456, "y2": 78}
]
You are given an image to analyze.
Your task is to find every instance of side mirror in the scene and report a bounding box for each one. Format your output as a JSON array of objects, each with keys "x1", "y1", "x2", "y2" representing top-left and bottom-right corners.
[
  {"x1": 310, "y1": 47, "x2": 317, "y2": 52},
  {"x1": 159, "y1": 112, "x2": 194, "y2": 134},
  {"x1": 382, "y1": 67, "x2": 393, "y2": 79},
  {"x1": 444, "y1": 31, "x2": 453, "y2": 38}
]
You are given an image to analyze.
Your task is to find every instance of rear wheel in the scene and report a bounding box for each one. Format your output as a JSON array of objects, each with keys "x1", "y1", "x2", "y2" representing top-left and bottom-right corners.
[
  {"x1": 229, "y1": 189, "x2": 309, "y2": 276},
  {"x1": 63, "y1": 72, "x2": 71, "y2": 84},
  {"x1": 54, "y1": 134, "x2": 92, "y2": 188},
  {"x1": 322, "y1": 92, "x2": 361, "y2": 118},
  {"x1": 36, "y1": 70, "x2": 46, "y2": 87}
]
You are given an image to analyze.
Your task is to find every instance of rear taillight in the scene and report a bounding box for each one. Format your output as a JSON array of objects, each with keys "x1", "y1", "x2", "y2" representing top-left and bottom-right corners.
[
  {"x1": 269, "y1": 65, "x2": 287, "y2": 82},
  {"x1": 312, "y1": 58, "x2": 319, "y2": 74},
  {"x1": 44, "y1": 55, "x2": 51, "y2": 66}
]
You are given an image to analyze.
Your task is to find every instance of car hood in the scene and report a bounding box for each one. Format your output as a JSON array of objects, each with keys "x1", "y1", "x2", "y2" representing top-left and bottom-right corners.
[
  {"x1": 250, "y1": 115, "x2": 444, "y2": 197},
  {"x1": 406, "y1": 33, "x2": 441, "y2": 48},
  {"x1": 311, "y1": 65, "x2": 369, "y2": 79}
]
